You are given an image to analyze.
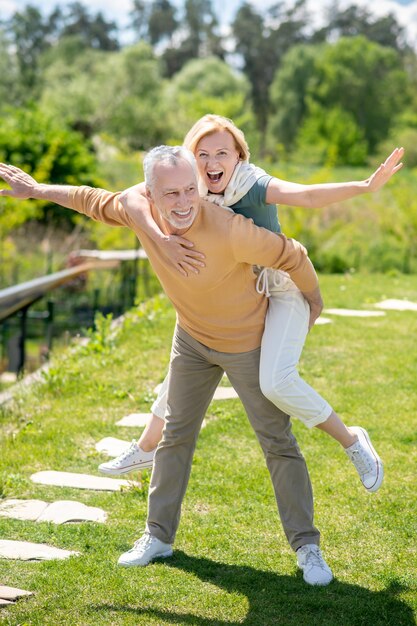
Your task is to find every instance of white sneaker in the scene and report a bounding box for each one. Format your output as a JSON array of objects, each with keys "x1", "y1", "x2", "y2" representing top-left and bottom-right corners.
[
  {"x1": 297, "y1": 544, "x2": 333, "y2": 586},
  {"x1": 345, "y1": 427, "x2": 383, "y2": 492},
  {"x1": 118, "y1": 532, "x2": 173, "y2": 567},
  {"x1": 98, "y1": 440, "x2": 155, "y2": 475}
]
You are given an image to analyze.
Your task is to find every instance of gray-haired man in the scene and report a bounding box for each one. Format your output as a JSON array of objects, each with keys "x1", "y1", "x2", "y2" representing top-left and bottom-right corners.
[{"x1": 0, "y1": 151, "x2": 332, "y2": 585}]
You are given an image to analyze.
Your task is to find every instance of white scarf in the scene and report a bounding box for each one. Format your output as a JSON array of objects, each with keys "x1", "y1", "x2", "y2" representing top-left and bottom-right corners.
[{"x1": 199, "y1": 161, "x2": 268, "y2": 209}]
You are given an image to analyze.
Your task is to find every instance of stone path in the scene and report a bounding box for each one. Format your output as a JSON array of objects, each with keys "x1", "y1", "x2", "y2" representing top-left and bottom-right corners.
[
  {"x1": 116, "y1": 413, "x2": 150, "y2": 427},
  {"x1": 0, "y1": 540, "x2": 79, "y2": 561},
  {"x1": 0, "y1": 585, "x2": 33, "y2": 607},
  {"x1": 153, "y1": 383, "x2": 238, "y2": 400},
  {"x1": 95, "y1": 436, "x2": 132, "y2": 456},
  {"x1": 315, "y1": 317, "x2": 332, "y2": 325},
  {"x1": 0, "y1": 499, "x2": 107, "y2": 524},
  {"x1": 374, "y1": 298, "x2": 417, "y2": 312},
  {"x1": 30, "y1": 471, "x2": 138, "y2": 491},
  {"x1": 324, "y1": 308, "x2": 385, "y2": 317}
]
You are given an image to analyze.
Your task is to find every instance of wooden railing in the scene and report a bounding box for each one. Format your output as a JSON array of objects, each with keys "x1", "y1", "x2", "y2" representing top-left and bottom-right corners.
[{"x1": 0, "y1": 249, "x2": 149, "y2": 375}]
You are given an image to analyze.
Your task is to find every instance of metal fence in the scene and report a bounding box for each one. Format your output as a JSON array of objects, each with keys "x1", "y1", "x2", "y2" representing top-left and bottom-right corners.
[{"x1": 0, "y1": 249, "x2": 156, "y2": 377}]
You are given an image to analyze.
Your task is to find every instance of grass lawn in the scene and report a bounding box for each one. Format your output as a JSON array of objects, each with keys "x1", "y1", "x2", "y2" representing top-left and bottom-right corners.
[{"x1": 0, "y1": 273, "x2": 416, "y2": 626}]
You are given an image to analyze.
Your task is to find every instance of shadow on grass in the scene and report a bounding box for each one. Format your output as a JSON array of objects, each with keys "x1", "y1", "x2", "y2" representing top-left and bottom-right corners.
[{"x1": 92, "y1": 551, "x2": 415, "y2": 626}]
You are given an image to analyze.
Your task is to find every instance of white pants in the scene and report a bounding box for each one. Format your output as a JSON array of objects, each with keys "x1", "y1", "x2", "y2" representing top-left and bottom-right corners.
[{"x1": 152, "y1": 269, "x2": 332, "y2": 428}]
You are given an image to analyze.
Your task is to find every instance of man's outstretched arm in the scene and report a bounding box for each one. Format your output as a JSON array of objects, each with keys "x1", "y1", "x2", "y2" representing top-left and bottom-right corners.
[
  {"x1": 0, "y1": 164, "x2": 75, "y2": 207},
  {"x1": 0, "y1": 164, "x2": 133, "y2": 229}
]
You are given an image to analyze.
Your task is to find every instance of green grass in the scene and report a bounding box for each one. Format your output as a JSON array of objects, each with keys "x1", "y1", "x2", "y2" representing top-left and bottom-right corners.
[{"x1": 0, "y1": 274, "x2": 416, "y2": 626}]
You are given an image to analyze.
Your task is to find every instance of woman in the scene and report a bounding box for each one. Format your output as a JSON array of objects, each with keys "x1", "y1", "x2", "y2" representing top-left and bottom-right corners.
[{"x1": 98, "y1": 114, "x2": 403, "y2": 492}]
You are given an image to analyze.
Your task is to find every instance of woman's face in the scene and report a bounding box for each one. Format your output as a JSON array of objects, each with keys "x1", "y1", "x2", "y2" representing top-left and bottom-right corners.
[{"x1": 195, "y1": 130, "x2": 240, "y2": 193}]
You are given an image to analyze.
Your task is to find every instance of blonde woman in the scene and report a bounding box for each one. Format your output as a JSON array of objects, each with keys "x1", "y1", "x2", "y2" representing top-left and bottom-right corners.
[{"x1": 99, "y1": 115, "x2": 403, "y2": 492}]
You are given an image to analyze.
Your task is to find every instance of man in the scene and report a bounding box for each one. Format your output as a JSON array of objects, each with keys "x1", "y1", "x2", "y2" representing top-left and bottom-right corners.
[{"x1": 0, "y1": 150, "x2": 332, "y2": 586}]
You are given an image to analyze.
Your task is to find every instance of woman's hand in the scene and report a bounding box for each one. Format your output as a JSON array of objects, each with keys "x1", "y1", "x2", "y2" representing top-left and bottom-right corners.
[
  {"x1": 161, "y1": 234, "x2": 205, "y2": 277},
  {"x1": 365, "y1": 147, "x2": 404, "y2": 192}
]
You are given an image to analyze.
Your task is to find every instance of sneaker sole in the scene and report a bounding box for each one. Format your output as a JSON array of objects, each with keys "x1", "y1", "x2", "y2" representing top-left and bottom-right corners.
[
  {"x1": 118, "y1": 549, "x2": 173, "y2": 567},
  {"x1": 98, "y1": 462, "x2": 153, "y2": 475},
  {"x1": 354, "y1": 427, "x2": 384, "y2": 492}
]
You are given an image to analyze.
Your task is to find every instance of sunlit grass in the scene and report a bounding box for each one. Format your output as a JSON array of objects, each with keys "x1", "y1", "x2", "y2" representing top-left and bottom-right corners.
[{"x1": 0, "y1": 276, "x2": 416, "y2": 625}]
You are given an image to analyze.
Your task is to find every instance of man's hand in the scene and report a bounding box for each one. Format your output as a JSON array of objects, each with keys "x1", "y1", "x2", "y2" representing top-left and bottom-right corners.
[
  {"x1": 365, "y1": 147, "x2": 404, "y2": 193},
  {"x1": 0, "y1": 163, "x2": 39, "y2": 199},
  {"x1": 160, "y1": 234, "x2": 206, "y2": 277},
  {"x1": 302, "y1": 286, "x2": 324, "y2": 330}
]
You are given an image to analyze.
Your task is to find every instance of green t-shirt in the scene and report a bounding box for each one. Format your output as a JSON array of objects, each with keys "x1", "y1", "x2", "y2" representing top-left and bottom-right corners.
[{"x1": 230, "y1": 175, "x2": 281, "y2": 233}]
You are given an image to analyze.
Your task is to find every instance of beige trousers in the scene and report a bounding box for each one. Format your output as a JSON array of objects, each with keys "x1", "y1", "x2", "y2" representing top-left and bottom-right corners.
[{"x1": 146, "y1": 326, "x2": 320, "y2": 552}]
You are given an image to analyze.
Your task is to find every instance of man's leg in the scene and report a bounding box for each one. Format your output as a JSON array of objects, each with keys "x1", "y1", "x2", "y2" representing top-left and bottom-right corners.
[
  {"x1": 221, "y1": 347, "x2": 319, "y2": 551},
  {"x1": 146, "y1": 327, "x2": 223, "y2": 544}
]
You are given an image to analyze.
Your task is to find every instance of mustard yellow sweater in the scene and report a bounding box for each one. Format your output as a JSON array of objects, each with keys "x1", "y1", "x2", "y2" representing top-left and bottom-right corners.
[{"x1": 70, "y1": 187, "x2": 318, "y2": 353}]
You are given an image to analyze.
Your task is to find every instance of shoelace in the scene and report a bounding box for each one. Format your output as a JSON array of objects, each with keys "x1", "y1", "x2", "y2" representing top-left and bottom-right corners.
[
  {"x1": 301, "y1": 546, "x2": 328, "y2": 571},
  {"x1": 350, "y1": 447, "x2": 374, "y2": 475},
  {"x1": 112, "y1": 440, "x2": 138, "y2": 464},
  {"x1": 133, "y1": 533, "x2": 154, "y2": 551}
]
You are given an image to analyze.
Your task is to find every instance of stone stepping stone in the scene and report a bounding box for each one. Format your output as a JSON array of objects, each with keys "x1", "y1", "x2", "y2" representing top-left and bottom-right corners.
[
  {"x1": 212, "y1": 386, "x2": 239, "y2": 400},
  {"x1": 116, "y1": 413, "x2": 151, "y2": 427},
  {"x1": 0, "y1": 499, "x2": 107, "y2": 524},
  {"x1": 374, "y1": 298, "x2": 417, "y2": 312},
  {"x1": 95, "y1": 437, "x2": 131, "y2": 456},
  {"x1": 324, "y1": 308, "x2": 385, "y2": 318},
  {"x1": 0, "y1": 585, "x2": 33, "y2": 602},
  {"x1": 0, "y1": 499, "x2": 47, "y2": 521},
  {"x1": 30, "y1": 471, "x2": 138, "y2": 491},
  {"x1": 0, "y1": 540, "x2": 79, "y2": 561},
  {"x1": 315, "y1": 317, "x2": 332, "y2": 325},
  {"x1": 153, "y1": 383, "x2": 238, "y2": 401}
]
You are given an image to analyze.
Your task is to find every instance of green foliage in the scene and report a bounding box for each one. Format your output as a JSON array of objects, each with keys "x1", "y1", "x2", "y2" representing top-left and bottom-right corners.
[
  {"x1": 269, "y1": 36, "x2": 410, "y2": 163},
  {"x1": 0, "y1": 279, "x2": 416, "y2": 624},
  {"x1": 308, "y1": 36, "x2": 410, "y2": 153},
  {"x1": 165, "y1": 56, "x2": 258, "y2": 147},
  {"x1": 40, "y1": 41, "x2": 170, "y2": 150},
  {"x1": 269, "y1": 44, "x2": 321, "y2": 154},
  {"x1": 261, "y1": 160, "x2": 417, "y2": 274},
  {"x1": 0, "y1": 106, "x2": 99, "y2": 231},
  {"x1": 82, "y1": 313, "x2": 116, "y2": 355},
  {"x1": 296, "y1": 103, "x2": 369, "y2": 166}
]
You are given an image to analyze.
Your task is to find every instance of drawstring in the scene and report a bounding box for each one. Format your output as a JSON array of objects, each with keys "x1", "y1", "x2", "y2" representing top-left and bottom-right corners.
[{"x1": 256, "y1": 267, "x2": 270, "y2": 297}]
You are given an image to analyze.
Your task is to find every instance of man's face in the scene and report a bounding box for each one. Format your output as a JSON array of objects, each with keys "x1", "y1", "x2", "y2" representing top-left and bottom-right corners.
[{"x1": 148, "y1": 160, "x2": 200, "y2": 233}]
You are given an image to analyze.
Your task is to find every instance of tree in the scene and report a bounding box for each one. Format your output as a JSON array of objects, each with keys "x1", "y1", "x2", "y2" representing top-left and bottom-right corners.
[
  {"x1": 0, "y1": 29, "x2": 22, "y2": 110},
  {"x1": 269, "y1": 44, "x2": 319, "y2": 153},
  {"x1": 7, "y1": 5, "x2": 53, "y2": 91},
  {"x1": 165, "y1": 56, "x2": 258, "y2": 150},
  {"x1": 40, "y1": 42, "x2": 170, "y2": 150},
  {"x1": 0, "y1": 106, "x2": 99, "y2": 228},
  {"x1": 232, "y1": 0, "x2": 309, "y2": 147},
  {"x1": 308, "y1": 36, "x2": 410, "y2": 153},
  {"x1": 162, "y1": 0, "x2": 224, "y2": 76},
  {"x1": 55, "y1": 2, "x2": 119, "y2": 51},
  {"x1": 148, "y1": 0, "x2": 178, "y2": 46},
  {"x1": 315, "y1": 3, "x2": 407, "y2": 52},
  {"x1": 269, "y1": 36, "x2": 410, "y2": 163}
]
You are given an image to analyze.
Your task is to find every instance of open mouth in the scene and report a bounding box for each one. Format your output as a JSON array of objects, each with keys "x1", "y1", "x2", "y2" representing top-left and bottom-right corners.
[{"x1": 207, "y1": 171, "x2": 223, "y2": 183}]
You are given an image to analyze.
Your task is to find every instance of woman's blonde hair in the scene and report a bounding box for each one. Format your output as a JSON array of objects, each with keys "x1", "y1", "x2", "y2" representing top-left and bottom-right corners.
[{"x1": 183, "y1": 114, "x2": 250, "y2": 162}]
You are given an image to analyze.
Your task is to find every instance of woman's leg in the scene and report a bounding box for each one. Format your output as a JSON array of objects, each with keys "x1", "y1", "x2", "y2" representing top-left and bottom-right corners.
[
  {"x1": 98, "y1": 373, "x2": 168, "y2": 474},
  {"x1": 259, "y1": 277, "x2": 334, "y2": 431},
  {"x1": 258, "y1": 271, "x2": 383, "y2": 491}
]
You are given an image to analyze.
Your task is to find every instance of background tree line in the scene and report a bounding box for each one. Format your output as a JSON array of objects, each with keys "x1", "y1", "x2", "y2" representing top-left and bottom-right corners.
[{"x1": 0, "y1": 0, "x2": 416, "y2": 278}]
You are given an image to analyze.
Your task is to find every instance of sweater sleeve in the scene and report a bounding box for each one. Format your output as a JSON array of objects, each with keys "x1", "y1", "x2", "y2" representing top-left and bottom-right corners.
[
  {"x1": 229, "y1": 213, "x2": 318, "y2": 293},
  {"x1": 69, "y1": 186, "x2": 135, "y2": 229}
]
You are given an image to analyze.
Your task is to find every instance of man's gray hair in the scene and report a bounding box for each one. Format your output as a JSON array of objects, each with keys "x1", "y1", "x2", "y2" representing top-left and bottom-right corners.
[{"x1": 143, "y1": 145, "x2": 198, "y2": 191}]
